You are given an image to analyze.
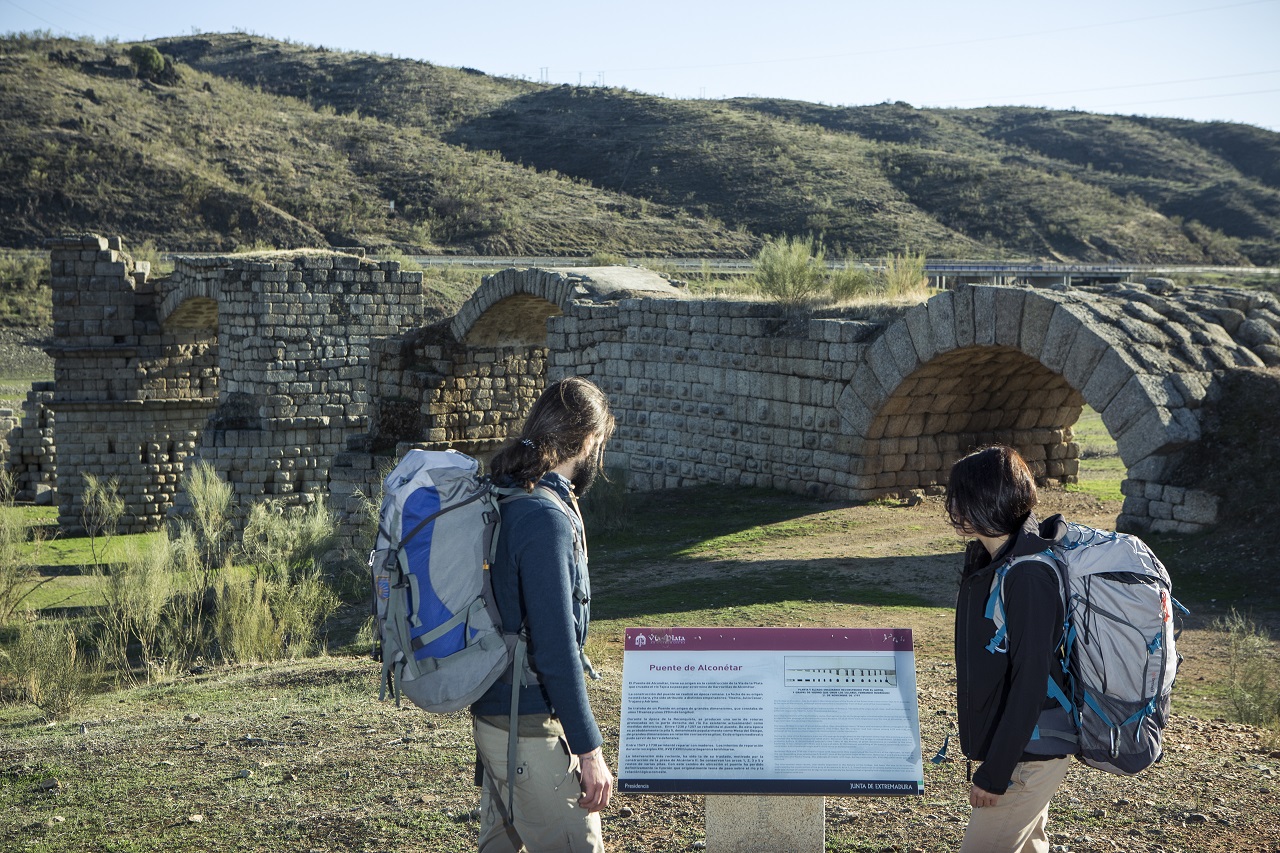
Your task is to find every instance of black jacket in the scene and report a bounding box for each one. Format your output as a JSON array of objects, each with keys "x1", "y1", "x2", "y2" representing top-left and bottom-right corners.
[{"x1": 955, "y1": 513, "x2": 1072, "y2": 794}]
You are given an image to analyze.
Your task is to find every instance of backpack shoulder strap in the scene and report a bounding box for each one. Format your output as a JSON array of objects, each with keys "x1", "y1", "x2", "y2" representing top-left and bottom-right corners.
[{"x1": 985, "y1": 550, "x2": 1066, "y2": 654}]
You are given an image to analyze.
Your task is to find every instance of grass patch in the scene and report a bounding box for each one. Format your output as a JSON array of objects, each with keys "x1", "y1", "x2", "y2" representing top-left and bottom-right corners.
[
  {"x1": 676, "y1": 518, "x2": 821, "y2": 558},
  {"x1": 594, "y1": 566, "x2": 934, "y2": 626},
  {"x1": 591, "y1": 485, "x2": 835, "y2": 564},
  {"x1": 1071, "y1": 404, "x2": 1116, "y2": 456},
  {"x1": 1067, "y1": 404, "x2": 1124, "y2": 501}
]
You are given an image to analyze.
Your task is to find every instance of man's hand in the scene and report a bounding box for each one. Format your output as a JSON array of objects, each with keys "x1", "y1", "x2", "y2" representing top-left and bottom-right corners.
[
  {"x1": 577, "y1": 747, "x2": 613, "y2": 812},
  {"x1": 969, "y1": 783, "x2": 1001, "y2": 808}
]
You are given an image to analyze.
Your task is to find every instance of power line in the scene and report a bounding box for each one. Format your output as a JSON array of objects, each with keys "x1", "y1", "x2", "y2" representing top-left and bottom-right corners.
[
  {"x1": 946, "y1": 68, "x2": 1280, "y2": 106},
  {"x1": 1092, "y1": 86, "x2": 1280, "y2": 110},
  {"x1": 594, "y1": 0, "x2": 1280, "y2": 75},
  {"x1": 2, "y1": 0, "x2": 71, "y2": 33}
]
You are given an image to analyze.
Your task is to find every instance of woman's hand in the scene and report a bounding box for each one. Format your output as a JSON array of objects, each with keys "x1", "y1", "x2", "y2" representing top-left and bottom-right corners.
[
  {"x1": 577, "y1": 747, "x2": 613, "y2": 812},
  {"x1": 969, "y1": 784, "x2": 1001, "y2": 808}
]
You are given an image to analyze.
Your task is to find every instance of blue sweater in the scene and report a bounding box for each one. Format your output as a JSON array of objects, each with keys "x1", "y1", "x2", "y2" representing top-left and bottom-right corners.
[{"x1": 471, "y1": 473, "x2": 602, "y2": 754}]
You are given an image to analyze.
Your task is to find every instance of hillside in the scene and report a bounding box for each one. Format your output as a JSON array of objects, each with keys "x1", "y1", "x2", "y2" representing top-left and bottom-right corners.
[{"x1": 2, "y1": 32, "x2": 1279, "y2": 263}]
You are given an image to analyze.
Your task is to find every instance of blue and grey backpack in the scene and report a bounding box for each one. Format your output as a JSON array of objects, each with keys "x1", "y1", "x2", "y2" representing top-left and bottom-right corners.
[
  {"x1": 987, "y1": 521, "x2": 1188, "y2": 775},
  {"x1": 369, "y1": 449, "x2": 521, "y2": 712}
]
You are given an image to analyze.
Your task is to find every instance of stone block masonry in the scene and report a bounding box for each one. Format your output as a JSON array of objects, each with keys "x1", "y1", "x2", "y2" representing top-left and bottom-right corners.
[
  {"x1": 352, "y1": 267, "x2": 1280, "y2": 545},
  {"x1": 41, "y1": 235, "x2": 424, "y2": 533},
  {"x1": 0, "y1": 382, "x2": 55, "y2": 504},
  {"x1": 168, "y1": 248, "x2": 423, "y2": 518},
  {"x1": 44, "y1": 234, "x2": 218, "y2": 532},
  {"x1": 24, "y1": 241, "x2": 1280, "y2": 547}
]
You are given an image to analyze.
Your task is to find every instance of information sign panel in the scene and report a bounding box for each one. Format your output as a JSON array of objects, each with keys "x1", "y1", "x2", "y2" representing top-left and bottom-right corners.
[{"x1": 618, "y1": 626, "x2": 923, "y2": 796}]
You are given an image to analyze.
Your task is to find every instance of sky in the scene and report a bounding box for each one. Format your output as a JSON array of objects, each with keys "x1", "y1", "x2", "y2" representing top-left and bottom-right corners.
[{"x1": 3, "y1": 0, "x2": 1279, "y2": 131}]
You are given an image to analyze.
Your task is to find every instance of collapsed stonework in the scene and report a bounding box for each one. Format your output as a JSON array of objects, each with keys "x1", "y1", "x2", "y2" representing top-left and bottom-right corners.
[
  {"x1": 10, "y1": 235, "x2": 1280, "y2": 548},
  {"x1": 27, "y1": 234, "x2": 422, "y2": 533}
]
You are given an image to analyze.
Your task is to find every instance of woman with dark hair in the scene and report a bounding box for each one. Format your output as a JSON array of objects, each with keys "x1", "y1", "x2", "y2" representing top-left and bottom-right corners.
[
  {"x1": 950, "y1": 445, "x2": 1074, "y2": 853},
  {"x1": 471, "y1": 376, "x2": 616, "y2": 853}
]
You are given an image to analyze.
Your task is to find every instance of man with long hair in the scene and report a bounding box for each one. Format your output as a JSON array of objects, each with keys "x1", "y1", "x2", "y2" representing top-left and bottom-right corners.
[{"x1": 470, "y1": 376, "x2": 616, "y2": 852}]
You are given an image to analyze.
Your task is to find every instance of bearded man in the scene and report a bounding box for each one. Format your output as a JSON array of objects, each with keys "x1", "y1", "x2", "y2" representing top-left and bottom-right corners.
[{"x1": 469, "y1": 376, "x2": 616, "y2": 853}]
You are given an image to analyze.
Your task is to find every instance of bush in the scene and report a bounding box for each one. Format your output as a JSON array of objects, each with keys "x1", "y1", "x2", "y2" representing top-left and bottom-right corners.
[
  {"x1": 81, "y1": 473, "x2": 124, "y2": 568},
  {"x1": 3, "y1": 615, "x2": 95, "y2": 720},
  {"x1": 752, "y1": 235, "x2": 828, "y2": 307},
  {"x1": 879, "y1": 250, "x2": 930, "y2": 300},
  {"x1": 213, "y1": 576, "x2": 280, "y2": 664},
  {"x1": 829, "y1": 262, "x2": 878, "y2": 301},
  {"x1": 126, "y1": 44, "x2": 164, "y2": 81},
  {"x1": 0, "y1": 500, "x2": 47, "y2": 627},
  {"x1": 589, "y1": 251, "x2": 627, "y2": 266},
  {"x1": 181, "y1": 460, "x2": 234, "y2": 581},
  {"x1": 240, "y1": 497, "x2": 339, "y2": 586},
  {"x1": 93, "y1": 536, "x2": 174, "y2": 684},
  {"x1": 1213, "y1": 609, "x2": 1280, "y2": 738}
]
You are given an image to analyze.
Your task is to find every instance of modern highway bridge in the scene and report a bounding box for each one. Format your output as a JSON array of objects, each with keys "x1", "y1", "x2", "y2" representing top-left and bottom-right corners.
[{"x1": 408, "y1": 256, "x2": 1278, "y2": 287}]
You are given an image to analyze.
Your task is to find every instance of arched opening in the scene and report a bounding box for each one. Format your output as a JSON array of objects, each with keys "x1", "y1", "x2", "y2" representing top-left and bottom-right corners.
[
  {"x1": 864, "y1": 345, "x2": 1084, "y2": 491},
  {"x1": 464, "y1": 294, "x2": 563, "y2": 347},
  {"x1": 161, "y1": 295, "x2": 219, "y2": 330}
]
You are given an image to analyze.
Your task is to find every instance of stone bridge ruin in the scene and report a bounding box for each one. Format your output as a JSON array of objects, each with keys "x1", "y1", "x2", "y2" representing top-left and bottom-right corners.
[{"x1": 9, "y1": 234, "x2": 1280, "y2": 548}]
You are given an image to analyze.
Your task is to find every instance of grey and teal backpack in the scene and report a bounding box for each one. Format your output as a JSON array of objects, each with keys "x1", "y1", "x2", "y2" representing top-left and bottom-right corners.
[{"x1": 987, "y1": 522, "x2": 1188, "y2": 776}]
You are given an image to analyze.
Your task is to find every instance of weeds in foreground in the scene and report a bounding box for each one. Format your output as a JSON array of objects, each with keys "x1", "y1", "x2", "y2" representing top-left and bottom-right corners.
[
  {"x1": 2, "y1": 464, "x2": 348, "y2": 715},
  {"x1": 182, "y1": 460, "x2": 234, "y2": 586},
  {"x1": 81, "y1": 473, "x2": 125, "y2": 568},
  {"x1": 92, "y1": 536, "x2": 175, "y2": 685},
  {"x1": 1213, "y1": 608, "x2": 1280, "y2": 744},
  {"x1": 0, "y1": 475, "x2": 48, "y2": 627},
  {"x1": 1, "y1": 614, "x2": 95, "y2": 720}
]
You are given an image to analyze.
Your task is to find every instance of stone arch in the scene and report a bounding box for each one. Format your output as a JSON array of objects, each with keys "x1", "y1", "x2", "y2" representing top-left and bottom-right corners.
[
  {"x1": 450, "y1": 268, "x2": 578, "y2": 346},
  {"x1": 159, "y1": 278, "x2": 221, "y2": 329},
  {"x1": 450, "y1": 265, "x2": 690, "y2": 345},
  {"x1": 836, "y1": 285, "x2": 1201, "y2": 507}
]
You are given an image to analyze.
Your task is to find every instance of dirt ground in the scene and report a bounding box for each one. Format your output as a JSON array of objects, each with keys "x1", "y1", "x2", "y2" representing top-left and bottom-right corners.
[
  {"x1": 3, "y1": 489, "x2": 1279, "y2": 852},
  {"x1": 581, "y1": 489, "x2": 1280, "y2": 853}
]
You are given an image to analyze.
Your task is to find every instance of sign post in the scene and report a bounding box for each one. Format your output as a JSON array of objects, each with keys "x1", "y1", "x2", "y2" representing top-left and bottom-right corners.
[{"x1": 618, "y1": 627, "x2": 923, "y2": 850}]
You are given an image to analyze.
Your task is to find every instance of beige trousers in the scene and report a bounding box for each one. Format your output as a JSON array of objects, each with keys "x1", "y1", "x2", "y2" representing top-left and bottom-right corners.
[
  {"x1": 473, "y1": 715, "x2": 605, "y2": 853},
  {"x1": 960, "y1": 757, "x2": 1071, "y2": 853}
]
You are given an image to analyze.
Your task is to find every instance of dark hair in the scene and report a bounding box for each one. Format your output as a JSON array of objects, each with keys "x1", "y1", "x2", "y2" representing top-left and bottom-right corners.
[
  {"x1": 488, "y1": 376, "x2": 616, "y2": 491},
  {"x1": 946, "y1": 445, "x2": 1038, "y2": 538}
]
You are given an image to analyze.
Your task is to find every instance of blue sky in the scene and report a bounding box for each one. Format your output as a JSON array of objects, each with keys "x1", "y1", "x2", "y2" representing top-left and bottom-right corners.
[{"x1": 3, "y1": 0, "x2": 1279, "y2": 130}]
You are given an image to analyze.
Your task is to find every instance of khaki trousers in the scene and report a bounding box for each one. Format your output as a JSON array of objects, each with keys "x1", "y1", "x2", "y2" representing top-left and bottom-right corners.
[
  {"x1": 473, "y1": 715, "x2": 604, "y2": 853},
  {"x1": 960, "y1": 757, "x2": 1071, "y2": 853}
]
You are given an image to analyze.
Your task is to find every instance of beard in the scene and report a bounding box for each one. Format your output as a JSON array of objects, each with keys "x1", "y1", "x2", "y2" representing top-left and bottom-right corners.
[{"x1": 571, "y1": 452, "x2": 602, "y2": 495}]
